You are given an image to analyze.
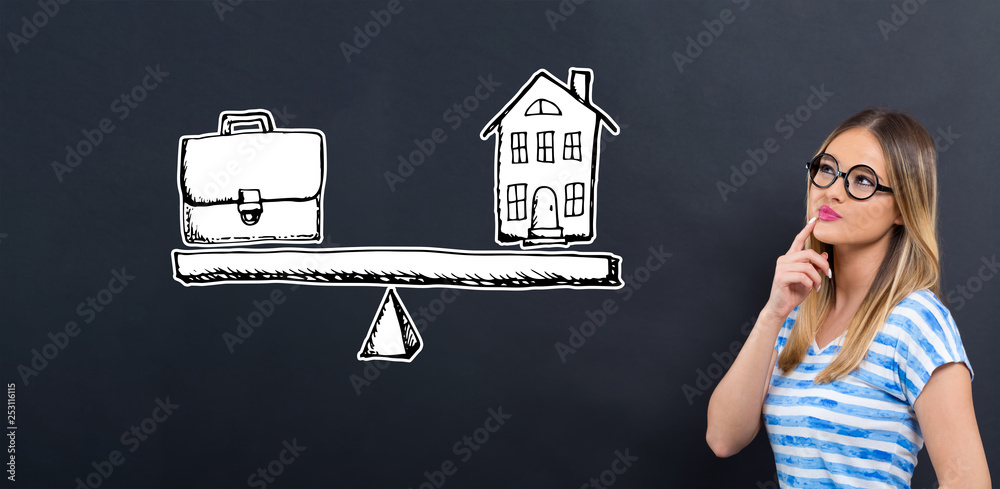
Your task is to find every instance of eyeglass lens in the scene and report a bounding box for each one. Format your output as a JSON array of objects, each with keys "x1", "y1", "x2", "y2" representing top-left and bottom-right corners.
[{"x1": 809, "y1": 154, "x2": 880, "y2": 199}]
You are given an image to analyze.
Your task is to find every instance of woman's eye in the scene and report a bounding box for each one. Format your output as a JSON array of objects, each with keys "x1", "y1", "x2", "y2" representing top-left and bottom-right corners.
[
  {"x1": 820, "y1": 164, "x2": 836, "y2": 174},
  {"x1": 854, "y1": 176, "x2": 874, "y2": 188}
]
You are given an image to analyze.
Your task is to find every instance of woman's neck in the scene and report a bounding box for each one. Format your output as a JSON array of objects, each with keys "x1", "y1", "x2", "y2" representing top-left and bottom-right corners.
[{"x1": 830, "y1": 234, "x2": 893, "y2": 310}]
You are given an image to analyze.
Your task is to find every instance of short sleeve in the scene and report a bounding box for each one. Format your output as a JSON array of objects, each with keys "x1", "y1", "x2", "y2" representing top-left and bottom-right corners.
[
  {"x1": 773, "y1": 305, "x2": 800, "y2": 355},
  {"x1": 889, "y1": 290, "x2": 974, "y2": 407}
]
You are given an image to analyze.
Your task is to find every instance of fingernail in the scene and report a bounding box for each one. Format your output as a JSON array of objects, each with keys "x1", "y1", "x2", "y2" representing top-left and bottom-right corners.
[
  {"x1": 809, "y1": 217, "x2": 817, "y2": 224},
  {"x1": 827, "y1": 268, "x2": 833, "y2": 279},
  {"x1": 817, "y1": 284, "x2": 822, "y2": 292}
]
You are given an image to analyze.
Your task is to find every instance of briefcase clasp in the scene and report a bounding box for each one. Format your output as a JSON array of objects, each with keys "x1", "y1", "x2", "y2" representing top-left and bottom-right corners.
[{"x1": 238, "y1": 189, "x2": 263, "y2": 226}]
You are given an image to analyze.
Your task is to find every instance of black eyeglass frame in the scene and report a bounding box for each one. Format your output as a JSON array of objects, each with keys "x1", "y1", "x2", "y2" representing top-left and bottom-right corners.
[{"x1": 805, "y1": 153, "x2": 894, "y2": 201}]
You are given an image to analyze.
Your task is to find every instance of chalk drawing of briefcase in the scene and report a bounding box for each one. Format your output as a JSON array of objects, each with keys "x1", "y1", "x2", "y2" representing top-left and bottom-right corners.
[{"x1": 178, "y1": 109, "x2": 326, "y2": 245}]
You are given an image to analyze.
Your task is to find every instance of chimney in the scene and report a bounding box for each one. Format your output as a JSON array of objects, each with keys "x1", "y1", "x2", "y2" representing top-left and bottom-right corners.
[{"x1": 569, "y1": 69, "x2": 591, "y2": 104}]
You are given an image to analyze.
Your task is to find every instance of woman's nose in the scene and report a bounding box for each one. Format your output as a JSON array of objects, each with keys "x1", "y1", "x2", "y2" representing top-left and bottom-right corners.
[{"x1": 825, "y1": 177, "x2": 848, "y2": 202}]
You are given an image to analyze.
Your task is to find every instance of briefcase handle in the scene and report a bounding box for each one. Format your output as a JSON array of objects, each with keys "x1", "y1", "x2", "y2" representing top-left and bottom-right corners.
[{"x1": 218, "y1": 110, "x2": 275, "y2": 135}]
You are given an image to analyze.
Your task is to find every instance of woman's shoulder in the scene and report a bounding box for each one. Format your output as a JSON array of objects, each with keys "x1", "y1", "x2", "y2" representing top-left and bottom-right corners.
[
  {"x1": 883, "y1": 289, "x2": 962, "y2": 349},
  {"x1": 884, "y1": 290, "x2": 974, "y2": 402},
  {"x1": 886, "y1": 289, "x2": 954, "y2": 327}
]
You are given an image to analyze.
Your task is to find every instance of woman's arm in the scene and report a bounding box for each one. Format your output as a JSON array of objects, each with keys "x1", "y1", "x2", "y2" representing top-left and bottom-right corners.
[
  {"x1": 914, "y1": 362, "x2": 991, "y2": 488},
  {"x1": 706, "y1": 217, "x2": 829, "y2": 457},
  {"x1": 706, "y1": 312, "x2": 783, "y2": 457}
]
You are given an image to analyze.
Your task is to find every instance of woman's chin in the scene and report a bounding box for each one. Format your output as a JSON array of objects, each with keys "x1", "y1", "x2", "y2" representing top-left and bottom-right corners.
[{"x1": 812, "y1": 227, "x2": 843, "y2": 246}]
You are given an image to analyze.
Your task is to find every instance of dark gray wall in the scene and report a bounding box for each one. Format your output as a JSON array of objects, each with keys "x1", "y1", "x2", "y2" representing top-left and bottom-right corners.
[{"x1": 1, "y1": 1, "x2": 997, "y2": 488}]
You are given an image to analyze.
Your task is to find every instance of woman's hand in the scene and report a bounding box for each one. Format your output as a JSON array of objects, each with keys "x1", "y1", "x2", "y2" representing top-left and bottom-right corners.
[
  {"x1": 762, "y1": 217, "x2": 831, "y2": 321},
  {"x1": 707, "y1": 220, "x2": 828, "y2": 458}
]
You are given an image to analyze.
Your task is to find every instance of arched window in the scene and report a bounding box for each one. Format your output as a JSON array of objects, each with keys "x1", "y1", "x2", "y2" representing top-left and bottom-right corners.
[{"x1": 524, "y1": 99, "x2": 562, "y2": 116}]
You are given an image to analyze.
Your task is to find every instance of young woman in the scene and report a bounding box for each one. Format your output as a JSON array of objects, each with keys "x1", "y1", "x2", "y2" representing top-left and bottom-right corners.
[{"x1": 705, "y1": 109, "x2": 991, "y2": 488}]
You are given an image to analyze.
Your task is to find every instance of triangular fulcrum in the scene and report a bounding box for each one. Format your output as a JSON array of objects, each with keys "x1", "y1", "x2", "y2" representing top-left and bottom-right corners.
[{"x1": 358, "y1": 287, "x2": 423, "y2": 362}]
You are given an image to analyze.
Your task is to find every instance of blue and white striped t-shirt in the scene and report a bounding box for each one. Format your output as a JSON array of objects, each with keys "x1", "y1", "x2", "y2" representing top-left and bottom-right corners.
[{"x1": 763, "y1": 289, "x2": 974, "y2": 488}]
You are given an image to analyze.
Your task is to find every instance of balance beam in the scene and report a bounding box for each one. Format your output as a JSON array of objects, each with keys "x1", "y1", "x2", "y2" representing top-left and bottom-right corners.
[{"x1": 172, "y1": 247, "x2": 622, "y2": 289}]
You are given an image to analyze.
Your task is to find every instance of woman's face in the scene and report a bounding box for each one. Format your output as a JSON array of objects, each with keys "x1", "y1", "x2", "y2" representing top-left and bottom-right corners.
[{"x1": 810, "y1": 128, "x2": 903, "y2": 248}]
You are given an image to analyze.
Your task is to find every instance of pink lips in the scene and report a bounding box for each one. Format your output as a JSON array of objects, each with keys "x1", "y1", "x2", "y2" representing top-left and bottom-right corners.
[{"x1": 818, "y1": 205, "x2": 842, "y2": 221}]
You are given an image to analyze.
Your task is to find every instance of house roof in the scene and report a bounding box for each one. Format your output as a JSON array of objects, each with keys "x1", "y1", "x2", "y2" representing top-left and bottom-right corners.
[{"x1": 480, "y1": 68, "x2": 620, "y2": 140}]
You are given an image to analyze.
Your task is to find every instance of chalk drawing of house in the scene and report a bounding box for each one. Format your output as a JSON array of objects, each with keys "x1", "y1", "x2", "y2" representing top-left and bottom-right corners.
[{"x1": 481, "y1": 67, "x2": 619, "y2": 248}]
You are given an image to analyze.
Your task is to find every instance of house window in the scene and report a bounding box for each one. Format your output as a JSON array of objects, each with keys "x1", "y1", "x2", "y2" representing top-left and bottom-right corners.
[
  {"x1": 511, "y1": 132, "x2": 528, "y2": 163},
  {"x1": 565, "y1": 183, "x2": 585, "y2": 217},
  {"x1": 507, "y1": 184, "x2": 527, "y2": 220},
  {"x1": 564, "y1": 132, "x2": 582, "y2": 161},
  {"x1": 537, "y1": 131, "x2": 554, "y2": 163},
  {"x1": 525, "y1": 99, "x2": 562, "y2": 116}
]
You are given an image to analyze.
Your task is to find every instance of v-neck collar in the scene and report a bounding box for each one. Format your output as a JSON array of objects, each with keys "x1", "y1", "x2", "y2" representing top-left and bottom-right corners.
[{"x1": 811, "y1": 330, "x2": 848, "y2": 353}]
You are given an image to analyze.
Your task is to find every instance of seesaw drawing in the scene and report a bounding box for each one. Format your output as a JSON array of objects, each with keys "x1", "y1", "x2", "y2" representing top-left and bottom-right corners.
[
  {"x1": 172, "y1": 248, "x2": 620, "y2": 288},
  {"x1": 481, "y1": 68, "x2": 619, "y2": 248},
  {"x1": 172, "y1": 69, "x2": 622, "y2": 363}
]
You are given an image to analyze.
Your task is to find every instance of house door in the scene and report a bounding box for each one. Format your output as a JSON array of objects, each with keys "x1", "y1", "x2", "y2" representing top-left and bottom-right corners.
[{"x1": 531, "y1": 187, "x2": 560, "y2": 231}]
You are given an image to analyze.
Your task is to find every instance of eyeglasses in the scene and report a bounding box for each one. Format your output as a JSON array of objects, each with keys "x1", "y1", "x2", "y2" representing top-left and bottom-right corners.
[{"x1": 806, "y1": 153, "x2": 894, "y2": 200}]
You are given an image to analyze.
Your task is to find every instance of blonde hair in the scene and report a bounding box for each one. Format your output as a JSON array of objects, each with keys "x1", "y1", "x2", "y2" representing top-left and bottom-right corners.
[{"x1": 778, "y1": 108, "x2": 941, "y2": 383}]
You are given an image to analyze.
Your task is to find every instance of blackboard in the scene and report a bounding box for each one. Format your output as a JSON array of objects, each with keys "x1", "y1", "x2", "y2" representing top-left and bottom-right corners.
[{"x1": 1, "y1": 1, "x2": 997, "y2": 487}]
